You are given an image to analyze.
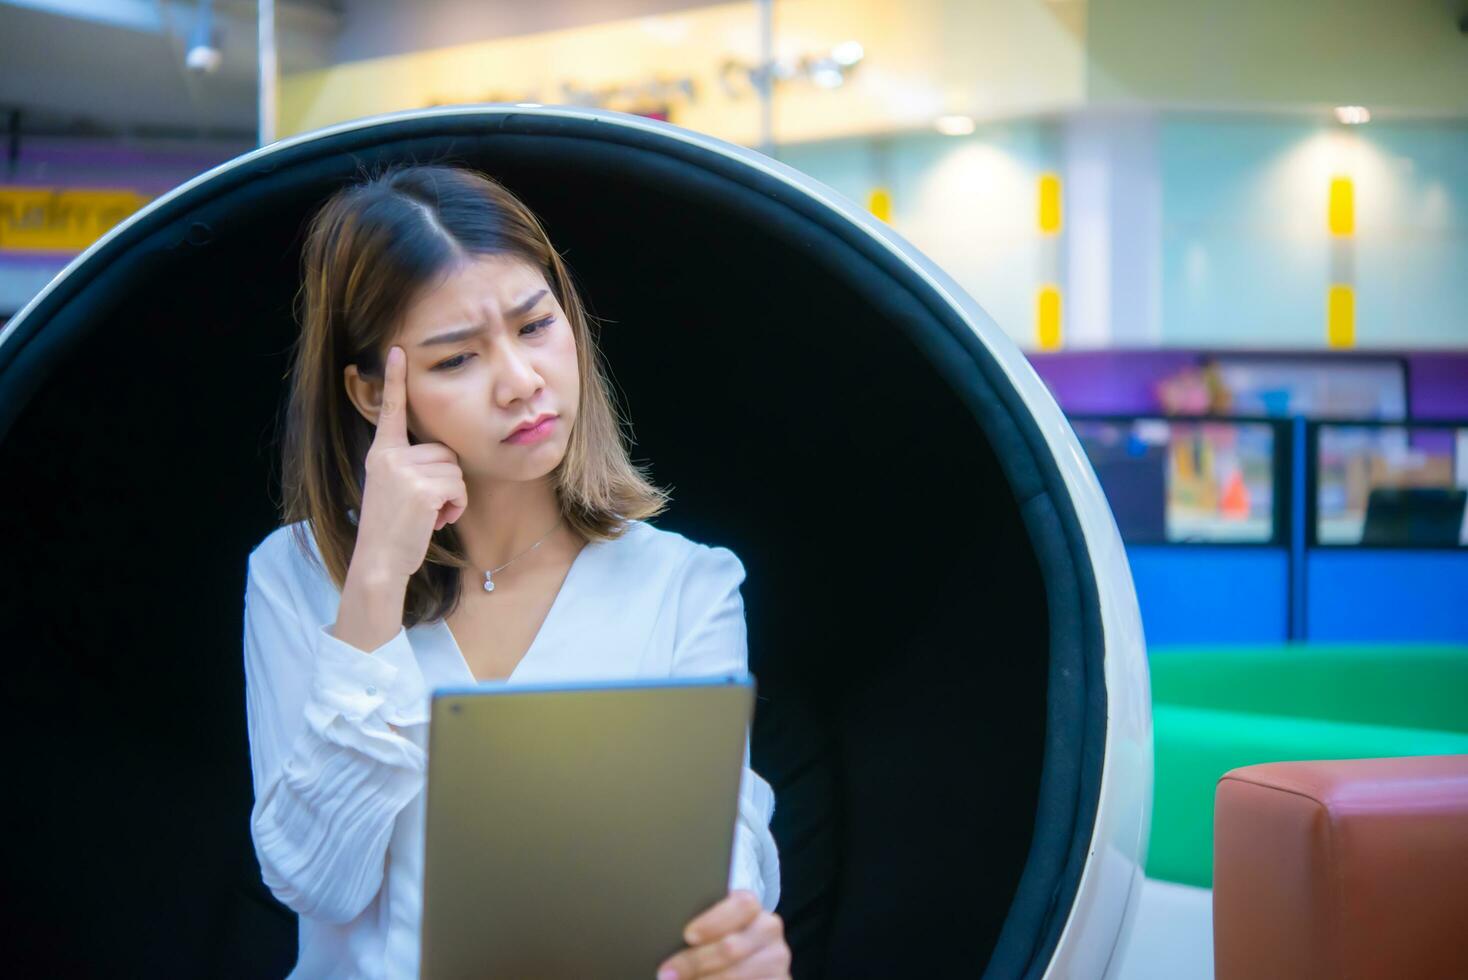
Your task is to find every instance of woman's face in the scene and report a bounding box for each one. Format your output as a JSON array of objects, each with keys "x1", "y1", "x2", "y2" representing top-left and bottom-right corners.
[{"x1": 375, "y1": 252, "x2": 580, "y2": 484}]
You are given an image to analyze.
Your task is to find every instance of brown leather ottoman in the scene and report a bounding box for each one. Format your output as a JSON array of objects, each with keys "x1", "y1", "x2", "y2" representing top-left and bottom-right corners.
[{"x1": 1212, "y1": 755, "x2": 1468, "y2": 979}]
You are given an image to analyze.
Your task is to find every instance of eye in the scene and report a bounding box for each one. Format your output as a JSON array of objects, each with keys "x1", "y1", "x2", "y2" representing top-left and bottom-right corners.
[
  {"x1": 431, "y1": 317, "x2": 553, "y2": 372},
  {"x1": 432, "y1": 353, "x2": 473, "y2": 372}
]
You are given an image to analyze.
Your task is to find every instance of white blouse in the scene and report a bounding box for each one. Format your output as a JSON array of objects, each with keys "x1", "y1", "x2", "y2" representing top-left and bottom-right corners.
[{"x1": 242, "y1": 517, "x2": 780, "y2": 980}]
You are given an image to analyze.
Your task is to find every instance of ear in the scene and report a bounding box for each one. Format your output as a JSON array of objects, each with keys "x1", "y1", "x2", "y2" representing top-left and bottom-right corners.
[{"x1": 342, "y1": 363, "x2": 384, "y2": 427}]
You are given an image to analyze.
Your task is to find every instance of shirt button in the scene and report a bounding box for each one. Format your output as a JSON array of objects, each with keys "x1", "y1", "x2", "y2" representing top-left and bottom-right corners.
[{"x1": 365, "y1": 685, "x2": 378, "y2": 696}]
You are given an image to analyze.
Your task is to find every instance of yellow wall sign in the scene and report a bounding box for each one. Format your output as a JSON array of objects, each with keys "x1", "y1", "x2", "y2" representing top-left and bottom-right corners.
[{"x1": 0, "y1": 186, "x2": 152, "y2": 253}]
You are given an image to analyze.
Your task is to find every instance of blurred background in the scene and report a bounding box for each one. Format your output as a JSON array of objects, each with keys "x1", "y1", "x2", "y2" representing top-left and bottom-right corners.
[{"x1": 3, "y1": 2, "x2": 1464, "y2": 977}]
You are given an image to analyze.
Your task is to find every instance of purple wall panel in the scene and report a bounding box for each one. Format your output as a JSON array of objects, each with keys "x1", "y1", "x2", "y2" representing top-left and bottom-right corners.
[
  {"x1": 1405, "y1": 353, "x2": 1468, "y2": 420},
  {"x1": 1030, "y1": 349, "x2": 1468, "y2": 421},
  {"x1": 6, "y1": 137, "x2": 247, "y2": 195},
  {"x1": 1026, "y1": 349, "x2": 1199, "y2": 415},
  {"x1": 2, "y1": 137, "x2": 252, "y2": 314}
]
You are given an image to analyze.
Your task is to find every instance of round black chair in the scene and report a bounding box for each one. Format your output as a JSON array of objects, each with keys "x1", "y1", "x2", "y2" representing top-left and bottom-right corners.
[{"x1": 0, "y1": 105, "x2": 1150, "y2": 979}]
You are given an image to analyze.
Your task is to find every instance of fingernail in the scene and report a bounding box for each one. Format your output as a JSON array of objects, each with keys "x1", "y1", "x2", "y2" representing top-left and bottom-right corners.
[
  {"x1": 684, "y1": 929, "x2": 700, "y2": 944},
  {"x1": 657, "y1": 970, "x2": 677, "y2": 980}
]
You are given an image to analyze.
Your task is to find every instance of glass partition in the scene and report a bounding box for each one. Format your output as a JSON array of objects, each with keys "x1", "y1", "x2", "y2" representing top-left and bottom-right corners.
[
  {"x1": 1071, "y1": 416, "x2": 1284, "y2": 545},
  {"x1": 1208, "y1": 354, "x2": 1408, "y2": 420},
  {"x1": 1313, "y1": 422, "x2": 1468, "y2": 547}
]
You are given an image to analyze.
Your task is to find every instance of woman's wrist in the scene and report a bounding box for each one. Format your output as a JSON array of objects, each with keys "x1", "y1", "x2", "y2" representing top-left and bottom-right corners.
[
  {"x1": 332, "y1": 561, "x2": 410, "y2": 654},
  {"x1": 345, "y1": 555, "x2": 409, "y2": 596}
]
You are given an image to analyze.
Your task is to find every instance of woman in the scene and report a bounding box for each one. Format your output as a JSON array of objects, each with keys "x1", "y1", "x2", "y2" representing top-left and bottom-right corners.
[{"x1": 242, "y1": 164, "x2": 787, "y2": 979}]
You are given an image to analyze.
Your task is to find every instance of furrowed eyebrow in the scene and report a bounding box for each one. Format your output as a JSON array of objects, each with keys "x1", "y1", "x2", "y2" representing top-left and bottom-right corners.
[
  {"x1": 416, "y1": 288, "x2": 550, "y2": 348},
  {"x1": 507, "y1": 288, "x2": 549, "y2": 318}
]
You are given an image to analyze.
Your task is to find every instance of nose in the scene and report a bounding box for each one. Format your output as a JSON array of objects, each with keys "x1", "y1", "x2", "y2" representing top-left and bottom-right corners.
[{"x1": 495, "y1": 341, "x2": 544, "y2": 406}]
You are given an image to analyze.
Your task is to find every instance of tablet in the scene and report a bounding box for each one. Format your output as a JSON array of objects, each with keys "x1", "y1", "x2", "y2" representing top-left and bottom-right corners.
[{"x1": 419, "y1": 674, "x2": 756, "y2": 980}]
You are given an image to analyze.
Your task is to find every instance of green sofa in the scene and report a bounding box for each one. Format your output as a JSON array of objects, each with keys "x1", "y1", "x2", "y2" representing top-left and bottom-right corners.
[{"x1": 1147, "y1": 643, "x2": 1468, "y2": 888}]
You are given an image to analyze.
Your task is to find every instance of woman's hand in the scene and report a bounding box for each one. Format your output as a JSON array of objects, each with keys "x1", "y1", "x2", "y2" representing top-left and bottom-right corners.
[
  {"x1": 352, "y1": 345, "x2": 468, "y2": 582},
  {"x1": 655, "y1": 889, "x2": 790, "y2": 980}
]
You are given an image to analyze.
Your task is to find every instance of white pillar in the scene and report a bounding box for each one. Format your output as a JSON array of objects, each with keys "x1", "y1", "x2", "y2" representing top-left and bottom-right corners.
[
  {"x1": 258, "y1": 0, "x2": 278, "y2": 146},
  {"x1": 1061, "y1": 109, "x2": 1162, "y2": 347}
]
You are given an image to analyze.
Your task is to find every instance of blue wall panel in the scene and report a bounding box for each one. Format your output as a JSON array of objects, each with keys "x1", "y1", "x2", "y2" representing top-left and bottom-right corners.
[
  {"x1": 1307, "y1": 550, "x2": 1468, "y2": 643},
  {"x1": 1128, "y1": 546, "x2": 1290, "y2": 647}
]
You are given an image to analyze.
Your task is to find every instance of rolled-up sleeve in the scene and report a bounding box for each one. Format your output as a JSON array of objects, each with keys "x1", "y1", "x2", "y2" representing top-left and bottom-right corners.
[
  {"x1": 669, "y1": 544, "x2": 782, "y2": 912},
  {"x1": 242, "y1": 545, "x2": 431, "y2": 925}
]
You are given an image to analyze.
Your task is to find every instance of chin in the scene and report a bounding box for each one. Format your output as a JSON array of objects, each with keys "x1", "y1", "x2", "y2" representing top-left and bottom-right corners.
[{"x1": 489, "y1": 447, "x2": 568, "y2": 483}]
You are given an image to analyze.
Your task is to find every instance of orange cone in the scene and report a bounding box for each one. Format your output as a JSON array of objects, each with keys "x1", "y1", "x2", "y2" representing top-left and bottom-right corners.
[{"x1": 1221, "y1": 469, "x2": 1250, "y2": 520}]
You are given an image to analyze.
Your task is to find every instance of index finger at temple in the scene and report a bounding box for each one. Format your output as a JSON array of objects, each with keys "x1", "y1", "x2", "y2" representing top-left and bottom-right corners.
[{"x1": 373, "y1": 345, "x2": 409, "y2": 447}]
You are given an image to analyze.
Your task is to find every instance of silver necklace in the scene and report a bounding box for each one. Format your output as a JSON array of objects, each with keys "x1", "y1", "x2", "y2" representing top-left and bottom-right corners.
[{"x1": 482, "y1": 519, "x2": 562, "y2": 593}]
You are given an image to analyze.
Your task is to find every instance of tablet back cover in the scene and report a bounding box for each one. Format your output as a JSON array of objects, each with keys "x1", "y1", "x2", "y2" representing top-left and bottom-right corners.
[{"x1": 420, "y1": 675, "x2": 754, "y2": 979}]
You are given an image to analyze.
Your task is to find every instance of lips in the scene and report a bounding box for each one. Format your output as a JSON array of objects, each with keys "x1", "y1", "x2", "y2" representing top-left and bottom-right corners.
[{"x1": 506, "y1": 413, "x2": 557, "y2": 440}]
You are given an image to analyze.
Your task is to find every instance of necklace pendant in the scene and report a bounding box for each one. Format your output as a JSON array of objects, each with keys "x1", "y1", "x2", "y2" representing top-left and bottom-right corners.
[{"x1": 483, "y1": 571, "x2": 495, "y2": 593}]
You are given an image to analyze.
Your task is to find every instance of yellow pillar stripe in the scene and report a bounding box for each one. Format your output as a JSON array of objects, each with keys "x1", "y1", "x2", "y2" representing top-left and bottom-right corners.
[
  {"x1": 1038, "y1": 173, "x2": 1062, "y2": 234},
  {"x1": 1328, "y1": 176, "x2": 1354, "y2": 237},
  {"x1": 867, "y1": 187, "x2": 892, "y2": 224},
  {"x1": 1327, "y1": 284, "x2": 1355, "y2": 348},
  {"x1": 1037, "y1": 285, "x2": 1062, "y2": 350}
]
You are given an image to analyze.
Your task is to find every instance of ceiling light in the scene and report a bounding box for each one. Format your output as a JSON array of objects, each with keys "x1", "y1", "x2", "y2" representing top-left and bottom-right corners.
[
  {"x1": 811, "y1": 65, "x2": 845, "y2": 89},
  {"x1": 1334, "y1": 105, "x2": 1371, "y2": 125},
  {"x1": 935, "y1": 115, "x2": 975, "y2": 136},
  {"x1": 831, "y1": 41, "x2": 864, "y2": 67},
  {"x1": 185, "y1": 0, "x2": 222, "y2": 75}
]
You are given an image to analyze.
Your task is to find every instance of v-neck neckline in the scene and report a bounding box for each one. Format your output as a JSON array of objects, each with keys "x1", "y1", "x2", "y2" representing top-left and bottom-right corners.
[{"x1": 435, "y1": 536, "x2": 597, "y2": 685}]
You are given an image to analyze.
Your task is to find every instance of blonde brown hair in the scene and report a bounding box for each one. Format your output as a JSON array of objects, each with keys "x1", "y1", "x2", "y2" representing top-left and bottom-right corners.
[{"x1": 278, "y1": 164, "x2": 669, "y2": 627}]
